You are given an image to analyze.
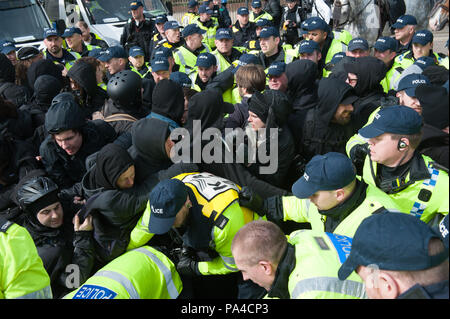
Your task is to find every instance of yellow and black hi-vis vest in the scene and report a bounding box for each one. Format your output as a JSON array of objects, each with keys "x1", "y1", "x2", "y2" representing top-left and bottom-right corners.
[{"x1": 173, "y1": 172, "x2": 255, "y2": 226}]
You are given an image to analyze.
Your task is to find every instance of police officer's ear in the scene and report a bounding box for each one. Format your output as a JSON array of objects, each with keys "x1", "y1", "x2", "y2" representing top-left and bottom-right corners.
[{"x1": 397, "y1": 138, "x2": 408, "y2": 151}]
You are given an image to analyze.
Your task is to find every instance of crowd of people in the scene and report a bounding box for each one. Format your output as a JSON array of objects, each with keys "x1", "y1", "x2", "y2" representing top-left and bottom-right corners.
[{"x1": 0, "y1": 0, "x2": 448, "y2": 300}]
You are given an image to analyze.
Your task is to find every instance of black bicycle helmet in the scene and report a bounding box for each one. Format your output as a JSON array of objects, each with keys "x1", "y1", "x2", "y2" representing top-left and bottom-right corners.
[
  {"x1": 45, "y1": 92, "x2": 86, "y2": 134},
  {"x1": 17, "y1": 176, "x2": 59, "y2": 215},
  {"x1": 107, "y1": 70, "x2": 142, "y2": 107}
]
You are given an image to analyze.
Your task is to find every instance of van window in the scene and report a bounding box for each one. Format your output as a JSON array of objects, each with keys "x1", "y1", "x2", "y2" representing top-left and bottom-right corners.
[
  {"x1": 80, "y1": 0, "x2": 167, "y2": 24},
  {"x1": 0, "y1": 0, "x2": 51, "y2": 43}
]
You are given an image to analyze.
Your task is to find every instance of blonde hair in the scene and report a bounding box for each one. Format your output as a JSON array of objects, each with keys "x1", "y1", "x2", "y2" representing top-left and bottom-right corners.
[{"x1": 232, "y1": 220, "x2": 287, "y2": 267}]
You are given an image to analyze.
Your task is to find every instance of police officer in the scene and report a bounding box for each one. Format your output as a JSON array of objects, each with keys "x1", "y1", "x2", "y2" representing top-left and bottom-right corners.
[
  {"x1": 76, "y1": 21, "x2": 109, "y2": 50},
  {"x1": 347, "y1": 105, "x2": 449, "y2": 225},
  {"x1": 231, "y1": 220, "x2": 367, "y2": 299},
  {"x1": 195, "y1": 4, "x2": 219, "y2": 50},
  {"x1": 97, "y1": 46, "x2": 130, "y2": 78},
  {"x1": 0, "y1": 40, "x2": 18, "y2": 66},
  {"x1": 62, "y1": 27, "x2": 100, "y2": 57},
  {"x1": 240, "y1": 152, "x2": 400, "y2": 237},
  {"x1": 346, "y1": 38, "x2": 370, "y2": 58},
  {"x1": 173, "y1": 24, "x2": 211, "y2": 76},
  {"x1": 64, "y1": 245, "x2": 183, "y2": 299},
  {"x1": 250, "y1": 0, "x2": 273, "y2": 23},
  {"x1": 42, "y1": 27, "x2": 80, "y2": 71},
  {"x1": 393, "y1": 29, "x2": 446, "y2": 75},
  {"x1": 257, "y1": 27, "x2": 294, "y2": 70},
  {"x1": 373, "y1": 36, "x2": 399, "y2": 92},
  {"x1": 232, "y1": 7, "x2": 257, "y2": 48},
  {"x1": 120, "y1": 1, "x2": 155, "y2": 62},
  {"x1": 338, "y1": 210, "x2": 449, "y2": 299},
  {"x1": 188, "y1": 52, "x2": 218, "y2": 91},
  {"x1": 128, "y1": 173, "x2": 260, "y2": 277},
  {"x1": 148, "y1": 15, "x2": 168, "y2": 60},
  {"x1": 392, "y1": 14, "x2": 417, "y2": 55},
  {"x1": 0, "y1": 216, "x2": 52, "y2": 299},
  {"x1": 297, "y1": 39, "x2": 322, "y2": 66},
  {"x1": 249, "y1": 19, "x2": 271, "y2": 51},
  {"x1": 302, "y1": 17, "x2": 347, "y2": 77},
  {"x1": 128, "y1": 46, "x2": 151, "y2": 79},
  {"x1": 395, "y1": 73, "x2": 431, "y2": 114},
  {"x1": 212, "y1": 28, "x2": 245, "y2": 74},
  {"x1": 182, "y1": 0, "x2": 200, "y2": 27},
  {"x1": 154, "y1": 20, "x2": 184, "y2": 53}
]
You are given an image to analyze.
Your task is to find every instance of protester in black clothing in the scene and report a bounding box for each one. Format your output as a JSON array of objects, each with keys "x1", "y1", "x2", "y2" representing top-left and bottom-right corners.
[
  {"x1": 415, "y1": 84, "x2": 449, "y2": 169},
  {"x1": 20, "y1": 75, "x2": 63, "y2": 131},
  {"x1": 120, "y1": 1, "x2": 155, "y2": 61},
  {"x1": 0, "y1": 54, "x2": 31, "y2": 107},
  {"x1": 14, "y1": 170, "x2": 95, "y2": 298},
  {"x1": 179, "y1": 89, "x2": 289, "y2": 198},
  {"x1": 26, "y1": 58, "x2": 65, "y2": 93},
  {"x1": 0, "y1": 134, "x2": 41, "y2": 211},
  {"x1": 39, "y1": 93, "x2": 116, "y2": 188},
  {"x1": 67, "y1": 60, "x2": 108, "y2": 119},
  {"x1": 244, "y1": 90, "x2": 296, "y2": 189},
  {"x1": 298, "y1": 77, "x2": 359, "y2": 162},
  {"x1": 0, "y1": 96, "x2": 34, "y2": 141},
  {"x1": 342, "y1": 56, "x2": 388, "y2": 130},
  {"x1": 284, "y1": 59, "x2": 319, "y2": 147},
  {"x1": 263, "y1": 0, "x2": 283, "y2": 29},
  {"x1": 281, "y1": 0, "x2": 303, "y2": 46}
]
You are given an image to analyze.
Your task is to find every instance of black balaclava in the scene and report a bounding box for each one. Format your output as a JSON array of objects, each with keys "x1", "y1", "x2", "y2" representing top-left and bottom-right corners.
[{"x1": 93, "y1": 143, "x2": 134, "y2": 190}]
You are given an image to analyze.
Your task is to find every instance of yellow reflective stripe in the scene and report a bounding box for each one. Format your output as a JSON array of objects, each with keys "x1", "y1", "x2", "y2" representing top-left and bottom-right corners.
[
  {"x1": 15, "y1": 285, "x2": 52, "y2": 299},
  {"x1": 133, "y1": 247, "x2": 180, "y2": 299},
  {"x1": 292, "y1": 277, "x2": 366, "y2": 299},
  {"x1": 94, "y1": 270, "x2": 140, "y2": 299}
]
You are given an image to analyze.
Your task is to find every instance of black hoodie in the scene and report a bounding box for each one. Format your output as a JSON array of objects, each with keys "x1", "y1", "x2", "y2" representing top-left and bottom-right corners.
[
  {"x1": 150, "y1": 79, "x2": 185, "y2": 126},
  {"x1": 0, "y1": 53, "x2": 31, "y2": 107},
  {"x1": 128, "y1": 117, "x2": 172, "y2": 185},
  {"x1": 182, "y1": 89, "x2": 289, "y2": 198},
  {"x1": 19, "y1": 74, "x2": 63, "y2": 133},
  {"x1": 300, "y1": 77, "x2": 358, "y2": 161},
  {"x1": 285, "y1": 59, "x2": 319, "y2": 146},
  {"x1": 343, "y1": 56, "x2": 387, "y2": 129},
  {"x1": 416, "y1": 84, "x2": 449, "y2": 169},
  {"x1": 27, "y1": 59, "x2": 65, "y2": 90},
  {"x1": 67, "y1": 60, "x2": 107, "y2": 118}
]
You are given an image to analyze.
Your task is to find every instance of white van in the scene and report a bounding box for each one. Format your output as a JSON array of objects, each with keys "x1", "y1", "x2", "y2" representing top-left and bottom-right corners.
[
  {"x1": 0, "y1": 0, "x2": 52, "y2": 48},
  {"x1": 44, "y1": 0, "x2": 172, "y2": 47}
]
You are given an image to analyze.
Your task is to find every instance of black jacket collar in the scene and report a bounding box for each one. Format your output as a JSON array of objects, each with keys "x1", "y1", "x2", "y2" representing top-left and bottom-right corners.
[{"x1": 268, "y1": 243, "x2": 296, "y2": 299}]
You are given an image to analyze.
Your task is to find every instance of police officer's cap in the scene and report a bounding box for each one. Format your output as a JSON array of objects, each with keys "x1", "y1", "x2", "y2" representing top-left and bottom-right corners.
[
  {"x1": 338, "y1": 210, "x2": 449, "y2": 280},
  {"x1": 291, "y1": 152, "x2": 356, "y2": 199},
  {"x1": 358, "y1": 105, "x2": 423, "y2": 139}
]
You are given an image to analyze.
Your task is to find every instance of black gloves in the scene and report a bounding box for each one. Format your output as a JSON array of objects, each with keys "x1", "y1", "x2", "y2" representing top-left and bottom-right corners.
[
  {"x1": 176, "y1": 246, "x2": 201, "y2": 276},
  {"x1": 238, "y1": 187, "x2": 267, "y2": 217},
  {"x1": 349, "y1": 143, "x2": 369, "y2": 176}
]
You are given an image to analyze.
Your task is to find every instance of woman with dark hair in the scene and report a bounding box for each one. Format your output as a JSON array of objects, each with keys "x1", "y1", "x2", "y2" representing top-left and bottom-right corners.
[{"x1": 67, "y1": 59, "x2": 108, "y2": 118}]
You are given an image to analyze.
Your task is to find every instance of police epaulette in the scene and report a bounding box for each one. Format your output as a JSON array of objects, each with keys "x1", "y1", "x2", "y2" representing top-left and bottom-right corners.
[{"x1": 0, "y1": 214, "x2": 13, "y2": 233}]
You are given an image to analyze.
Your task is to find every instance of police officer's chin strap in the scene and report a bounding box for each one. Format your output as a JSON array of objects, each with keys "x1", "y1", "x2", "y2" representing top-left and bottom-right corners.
[{"x1": 368, "y1": 143, "x2": 415, "y2": 194}]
